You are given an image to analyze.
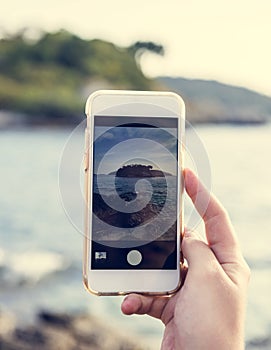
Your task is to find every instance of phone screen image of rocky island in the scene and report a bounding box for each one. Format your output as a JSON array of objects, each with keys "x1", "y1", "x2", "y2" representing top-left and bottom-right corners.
[{"x1": 91, "y1": 116, "x2": 179, "y2": 270}]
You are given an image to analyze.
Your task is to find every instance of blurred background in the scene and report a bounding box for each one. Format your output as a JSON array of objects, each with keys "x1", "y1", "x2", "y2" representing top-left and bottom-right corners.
[{"x1": 0, "y1": 1, "x2": 271, "y2": 349}]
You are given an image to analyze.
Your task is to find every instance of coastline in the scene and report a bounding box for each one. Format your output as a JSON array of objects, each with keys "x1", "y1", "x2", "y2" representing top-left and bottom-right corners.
[
  {"x1": 0, "y1": 309, "x2": 145, "y2": 350},
  {"x1": 1, "y1": 308, "x2": 271, "y2": 349},
  {"x1": 0, "y1": 126, "x2": 271, "y2": 349},
  {"x1": 0, "y1": 109, "x2": 267, "y2": 131}
]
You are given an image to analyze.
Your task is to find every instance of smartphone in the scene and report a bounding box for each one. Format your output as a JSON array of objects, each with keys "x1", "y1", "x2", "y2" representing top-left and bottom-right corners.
[{"x1": 83, "y1": 90, "x2": 185, "y2": 296}]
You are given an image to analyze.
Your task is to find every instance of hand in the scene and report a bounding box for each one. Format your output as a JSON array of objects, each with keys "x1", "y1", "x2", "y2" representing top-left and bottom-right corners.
[{"x1": 121, "y1": 169, "x2": 250, "y2": 350}]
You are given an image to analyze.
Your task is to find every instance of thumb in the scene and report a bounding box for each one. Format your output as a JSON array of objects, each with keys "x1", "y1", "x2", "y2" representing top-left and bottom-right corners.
[{"x1": 184, "y1": 168, "x2": 240, "y2": 265}]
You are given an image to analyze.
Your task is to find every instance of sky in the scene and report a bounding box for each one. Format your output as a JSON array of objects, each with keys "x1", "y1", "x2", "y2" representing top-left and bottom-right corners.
[
  {"x1": 1, "y1": 0, "x2": 271, "y2": 96},
  {"x1": 94, "y1": 125, "x2": 177, "y2": 175}
]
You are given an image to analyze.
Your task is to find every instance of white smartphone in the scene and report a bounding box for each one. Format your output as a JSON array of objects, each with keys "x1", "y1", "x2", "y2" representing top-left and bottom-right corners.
[{"x1": 83, "y1": 90, "x2": 185, "y2": 296}]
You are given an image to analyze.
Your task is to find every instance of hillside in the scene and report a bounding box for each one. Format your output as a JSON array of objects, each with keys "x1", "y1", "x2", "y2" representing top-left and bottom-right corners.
[
  {"x1": 159, "y1": 77, "x2": 271, "y2": 124},
  {"x1": 1, "y1": 29, "x2": 271, "y2": 126},
  {"x1": 0, "y1": 30, "x2": 160, "y2": 126}
]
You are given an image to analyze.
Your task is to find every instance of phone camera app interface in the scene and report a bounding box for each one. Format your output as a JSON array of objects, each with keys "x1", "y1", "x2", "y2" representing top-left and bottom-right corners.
[{"x1": 91, "y1": 116, "x2": 179, "y2": 270}]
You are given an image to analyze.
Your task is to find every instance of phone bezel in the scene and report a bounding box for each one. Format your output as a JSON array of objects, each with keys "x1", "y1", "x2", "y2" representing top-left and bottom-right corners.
[{"x1": 83, "y1": 90, "x2": 185, "y2": 296}]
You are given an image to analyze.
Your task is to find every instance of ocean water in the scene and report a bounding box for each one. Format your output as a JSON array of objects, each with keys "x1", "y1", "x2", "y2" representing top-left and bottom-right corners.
[
  {"x1": 0, "y1": 124, "x2": 271, "y2": 348},
  {"x1": 95, "y1": 175, "x2": 171, "y2": 203}
]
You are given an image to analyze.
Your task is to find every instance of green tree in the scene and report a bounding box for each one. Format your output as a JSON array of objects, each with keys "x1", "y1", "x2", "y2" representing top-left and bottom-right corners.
[
  {"x1": 0, "y1": 29, "x2": 158, "y2": 122},
  {"x1": 129, "y1": 41, "x2": 164, "y2": 68}
]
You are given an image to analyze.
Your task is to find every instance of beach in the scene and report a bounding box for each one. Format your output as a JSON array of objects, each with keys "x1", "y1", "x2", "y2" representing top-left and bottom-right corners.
[{"x1": 0, "y1": 124, "x2": 271, "y2": 349}]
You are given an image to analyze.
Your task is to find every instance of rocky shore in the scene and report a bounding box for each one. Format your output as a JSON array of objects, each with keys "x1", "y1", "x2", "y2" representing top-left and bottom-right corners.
[
  {"x1": 0, "y1": 310, "x2": 143, "y2": 350},
  {"x1": 246, "y1": 337, "x2": 271, "y2": 349},
  {"x1": 1, "y1": 308, "x2": 271, "y2": 350}
]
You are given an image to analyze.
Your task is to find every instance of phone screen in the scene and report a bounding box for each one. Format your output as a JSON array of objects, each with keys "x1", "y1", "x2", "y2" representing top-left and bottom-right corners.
[{"x1": 91, "y1": 116, "x2": 179, "y2": 270}]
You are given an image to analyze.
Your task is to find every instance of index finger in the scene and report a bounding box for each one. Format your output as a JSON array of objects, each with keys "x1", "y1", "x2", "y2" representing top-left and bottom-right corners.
[{"x1": 184, "y1": 168, "x2": 240, "y2": 264}]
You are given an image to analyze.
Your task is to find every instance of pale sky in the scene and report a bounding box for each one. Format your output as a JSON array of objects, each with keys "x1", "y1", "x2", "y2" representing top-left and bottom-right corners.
[
  {"x1": 94, "y1": 126, "x2": 177, "y2": 175},
  {"x1": 1, "y1": 0, "x2": 271, "y2": 96}
]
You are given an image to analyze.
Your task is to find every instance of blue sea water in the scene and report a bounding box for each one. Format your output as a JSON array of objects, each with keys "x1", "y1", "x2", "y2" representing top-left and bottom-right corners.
[
  {"x1": 0, "y1": 124, "x2": 271, "y2": 348},
  {"x1": 94, "y1": 175, "x2": 176, "y2": 213}
]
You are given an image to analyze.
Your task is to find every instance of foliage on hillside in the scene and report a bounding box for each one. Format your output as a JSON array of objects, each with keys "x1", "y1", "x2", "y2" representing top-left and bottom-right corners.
[
  {"x1": 1, "y1": 29, "x2": 270, "y2": 125},
  {"x1": 0, "y1": 30, "x2": 159, "y2": 122}
]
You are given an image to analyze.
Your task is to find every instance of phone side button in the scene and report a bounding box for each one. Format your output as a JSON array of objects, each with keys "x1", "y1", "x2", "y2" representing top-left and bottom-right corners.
[
  {"x1": 84, "y1": 128, "x2": 90, "y2": 172},
  {"x1": 84, "y1": 152, "x2": 89, "y2": 172},
  {"x1": 127, "y1": 250, "x2": 142, "y2": 266}
]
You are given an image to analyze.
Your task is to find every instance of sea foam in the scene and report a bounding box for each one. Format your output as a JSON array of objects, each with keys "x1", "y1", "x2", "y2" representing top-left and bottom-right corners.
[{"x1": 1, "y1": 250, "x2": 70, "y2": 284}]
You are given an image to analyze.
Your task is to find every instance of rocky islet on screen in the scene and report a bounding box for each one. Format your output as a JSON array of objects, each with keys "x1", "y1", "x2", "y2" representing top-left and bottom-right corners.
[{"x1": 114, "y1": 164, "x2": 172, "y2": 178}]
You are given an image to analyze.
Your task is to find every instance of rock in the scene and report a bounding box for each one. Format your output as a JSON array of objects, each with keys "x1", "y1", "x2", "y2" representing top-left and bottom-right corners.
[
  {"x1": 0, "y1": 310, "x2": 143, "y2": 350},
  {"x1": 246, "y1": 336, "x2": 271, "y2": 349},
  {"x1": 116, "y1": 164, "x2": 169, "y2": 178},
  {"x1": 38, "y1": 310, "x2": 73, "y2": 328},
  {"x1": 14, "y1": 327, "x2": 47, "y2": 346},
  {"x1": 119, "y1": 191, "x2": 137, "y2": 202}
]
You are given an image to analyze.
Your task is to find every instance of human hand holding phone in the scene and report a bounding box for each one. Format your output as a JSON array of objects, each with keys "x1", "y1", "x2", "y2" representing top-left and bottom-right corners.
[{"x1": 121, "y1": 169, "x2": 250, "y2": 350}]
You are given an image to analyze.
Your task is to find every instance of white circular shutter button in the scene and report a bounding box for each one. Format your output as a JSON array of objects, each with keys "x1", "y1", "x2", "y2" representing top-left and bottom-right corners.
[{"x1": 127, "y1": 250, "x2": 142, "y2": 266}]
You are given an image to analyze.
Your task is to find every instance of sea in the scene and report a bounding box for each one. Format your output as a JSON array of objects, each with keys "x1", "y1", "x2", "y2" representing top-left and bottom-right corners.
[{"x1": 0, "y1": 123, "x2": 271, "y2": 349}]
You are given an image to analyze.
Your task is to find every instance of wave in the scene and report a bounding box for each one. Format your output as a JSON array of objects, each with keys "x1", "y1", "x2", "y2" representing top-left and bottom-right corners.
[
  {"x1": 0, "y1": 247, "x2": 5, "y2": 266},
  {"x1": 246, "y1": 257, "x2": 271, "y2": 270},
  {"x1": 0, "y1": 249, "x2": 71, "y2": 287}
]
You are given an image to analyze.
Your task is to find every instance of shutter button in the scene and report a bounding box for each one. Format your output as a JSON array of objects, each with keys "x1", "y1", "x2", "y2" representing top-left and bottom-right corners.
[{"x1": 127, "y1": 250, "x2": 142, "y2": 266}]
